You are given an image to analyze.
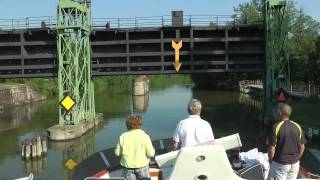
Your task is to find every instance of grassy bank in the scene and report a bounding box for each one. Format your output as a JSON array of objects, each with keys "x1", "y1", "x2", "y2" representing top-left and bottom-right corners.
[
  {"x1": 0, "y1": 75, "x2": 193, "y2": 97},
  {"x1": 0, "y1": 78, "x2": 57, "y2": 96},
  {"x1": 289, "y1": 97, "x2": 320, "y2": 127}
]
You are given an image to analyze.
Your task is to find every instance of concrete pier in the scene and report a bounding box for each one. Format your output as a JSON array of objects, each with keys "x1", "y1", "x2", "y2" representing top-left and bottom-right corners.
[
  {"x1": 132, "y1": 76, "x2": 149, "y2": 96},
  {"x1": 133, "y1": 94, "x2": 149, "y2": 113},
  {"x1": 47, "y1": 113, "x2": 103, "y2": 141}
]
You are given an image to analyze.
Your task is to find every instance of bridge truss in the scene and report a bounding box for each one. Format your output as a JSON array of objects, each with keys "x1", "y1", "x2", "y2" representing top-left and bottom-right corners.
[
  {"x1": 263, "y1": 0, "x2": 290, "y2": 121},
  {"x1": 57, "y1": 0, "x2": 95, "y2": 125}
]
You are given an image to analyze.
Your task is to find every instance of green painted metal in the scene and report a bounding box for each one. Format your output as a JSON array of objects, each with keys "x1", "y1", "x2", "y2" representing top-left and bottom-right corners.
[
  {"x1": 263, "y1": 0, "x2": 291, "y2": 122},
  {"x1": 57, "y1": 0, "x2": 95, "y2": 125}
]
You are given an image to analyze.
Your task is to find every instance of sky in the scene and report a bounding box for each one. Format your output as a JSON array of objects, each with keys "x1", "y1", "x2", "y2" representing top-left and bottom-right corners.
[{"x1": 0, "y1": 0, "x2": 319, "y2": 20}]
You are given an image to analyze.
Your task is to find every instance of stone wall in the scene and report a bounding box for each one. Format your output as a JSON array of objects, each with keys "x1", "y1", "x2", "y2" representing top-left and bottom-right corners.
[{"x1": 0, "y1": 84, "x2": 46, "y2": 106}]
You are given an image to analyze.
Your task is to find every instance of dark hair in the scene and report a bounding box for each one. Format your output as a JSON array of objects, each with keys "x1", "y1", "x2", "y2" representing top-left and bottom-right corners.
[{"x1": 126, "y1": 115, "x2": 142, "y2": 130}]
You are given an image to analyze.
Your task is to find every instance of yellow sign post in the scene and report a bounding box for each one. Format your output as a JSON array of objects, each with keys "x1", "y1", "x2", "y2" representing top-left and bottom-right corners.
[
  {"x1": 65, "y1": 159, "x2": 77, "y2": 170},
  {"x1": 60, "y1": 95, "x2": 76, "y2": 112}
]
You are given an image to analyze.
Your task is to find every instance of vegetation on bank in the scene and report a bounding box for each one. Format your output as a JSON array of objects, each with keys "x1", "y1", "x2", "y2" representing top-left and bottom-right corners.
[
  {"x1": 0, "y1": 75, "x2": 192, "y2": 97},
  {"x1": 289, "y1": 98, "x2": 320, "y2": 127},
  {"x1": 0, "y1": 78, "x2": 57, "y2": 96},
  {"x1": 235, "y1": 0, "x2": 320, "y2": 84}
]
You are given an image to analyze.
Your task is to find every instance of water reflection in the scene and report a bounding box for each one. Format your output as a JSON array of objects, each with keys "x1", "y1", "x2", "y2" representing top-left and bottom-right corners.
[
  {"x1": 132, "y1": 94, "x2": 149, "y2": 113},
  {"x1": 0, "y1": 78, "x2": 267, "y2": 179},
  {"x1": 49, "y1": 124, "x2": 103, "y2": 179},
  {"x1": 0, "y1": 102, "x2": 43, "y2": 132},
  {"x1": 193, "y1": 90, "x2": 266, "y2": 151},
  {"x1": 238, "y1": 93, "x2": 262, "y2": 110},
  {"x1": 23, "y1": 156, "x2": 48, "y2": 175}
]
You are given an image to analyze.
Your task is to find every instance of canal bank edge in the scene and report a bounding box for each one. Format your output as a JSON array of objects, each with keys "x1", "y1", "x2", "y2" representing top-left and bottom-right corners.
[
  {"x1": 0, "y1": 84, "x2": 46, "y2": 107},
  {"x1": 47, "y1": 113, "x2": 104, "y2": 141}
]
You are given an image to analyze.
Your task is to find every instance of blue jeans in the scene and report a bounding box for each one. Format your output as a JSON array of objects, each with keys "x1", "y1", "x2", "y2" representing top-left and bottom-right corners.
[
  {"x1": 267, "y1": 161, "x2": 299, "y2": 180},
  {"x1": 124, "y1": 165, "x2": 150, "y2": 180}
]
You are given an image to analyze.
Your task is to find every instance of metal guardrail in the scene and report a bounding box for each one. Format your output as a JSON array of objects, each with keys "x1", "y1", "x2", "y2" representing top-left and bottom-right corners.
[
  {"x1": 0, "y1": 14, "x2": 261, "y2": 30},
  {"x1": 0, "y1": 16, "x2": 56, "y2": 30}
]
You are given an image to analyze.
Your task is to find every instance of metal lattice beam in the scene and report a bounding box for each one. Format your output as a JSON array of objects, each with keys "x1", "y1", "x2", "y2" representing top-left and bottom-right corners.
[
  {"x1": 57, "y1": 0, "x2": 95, "y2": 125},
  {"x1": 263, "y1": 0, "x2": 290, "y2": 121}
]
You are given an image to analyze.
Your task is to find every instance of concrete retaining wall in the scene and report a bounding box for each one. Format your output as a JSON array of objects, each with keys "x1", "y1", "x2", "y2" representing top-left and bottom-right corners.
[{"x1": 0, "y1": 84, "x2": 46, "y2": 106}]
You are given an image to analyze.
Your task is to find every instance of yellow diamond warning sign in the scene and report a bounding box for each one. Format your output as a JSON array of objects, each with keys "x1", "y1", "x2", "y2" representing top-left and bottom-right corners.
[
  {"x1": 65, "y1": 159, "x2": 77, "y2": 170},
  {"x1": 60, "y1": 95, "x2": 75, "y2": 111}
]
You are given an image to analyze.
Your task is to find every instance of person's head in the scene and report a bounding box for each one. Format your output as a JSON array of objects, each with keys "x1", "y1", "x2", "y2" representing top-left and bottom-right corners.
[
  {"x1": 126, "y1": 115, "x2": 142, "y2": 130},
  {"x1": 188, "y1": 99, "x2": 202, "y2": 116},
  {"x1": 276, "y1": 103, "x2": 292, "y2": 121}
]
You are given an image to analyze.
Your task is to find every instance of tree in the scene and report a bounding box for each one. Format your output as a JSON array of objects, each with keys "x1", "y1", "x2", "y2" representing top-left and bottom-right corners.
[
  {"x1": 288, "y1": 9, "x2": 320, "y2": 82},
  {"x1": 233, "y1": 0, "x2": 263, "y2": 24},
  {"x1": 234, "y1": 0, "x2": 320, "y2": 84}
]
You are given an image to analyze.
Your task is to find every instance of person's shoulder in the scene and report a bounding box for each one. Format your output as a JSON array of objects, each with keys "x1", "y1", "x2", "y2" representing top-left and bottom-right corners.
[
  {"x1": 199, "y1": 118, "x2": 210, "y2": 124},
  {"x1": 118, "y1": 131, "x2": 128, "y2": 140},
  {"x1": 271, "y1": 121, "x2": 282, "y2": 129},
  {"x1": 178, "y1": 118, "x2": 189, "y2": 124},
  {"x1": 288, "y1": 120, "x2": 303, "y2": 130},
  {"x1": 138, "y1": 129, "x2": 150, "y2": 136},
  {"x1": 289, "y1": 120, "x2": 301, "y2": 126}
]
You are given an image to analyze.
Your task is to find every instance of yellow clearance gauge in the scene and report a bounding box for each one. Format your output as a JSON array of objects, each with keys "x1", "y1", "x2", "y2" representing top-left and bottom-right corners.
[
  {"x1": 60, "y1": 95, "x2": 76, "y2": 111},
  {"x1": 172, "y1": 40, "x2": 183, "y2": 72},
  {"x1": 65, "y1": 159, "x2": 77, "y2": 170}
]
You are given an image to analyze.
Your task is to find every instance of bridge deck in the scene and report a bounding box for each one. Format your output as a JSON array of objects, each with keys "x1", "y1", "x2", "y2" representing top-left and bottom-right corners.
[{"x1": 0, "y1": 25, "x2": 265, "y2": 78}]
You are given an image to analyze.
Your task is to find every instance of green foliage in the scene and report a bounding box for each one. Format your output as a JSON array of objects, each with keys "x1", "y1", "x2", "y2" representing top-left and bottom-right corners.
[
  {"x1": 233, "y1": 0, "x2": 263, "y2": 24},
  {"x1": 289, "y1": 98, "x2": 320, "y2": 126},
  {"x1": 93, "y1": 75, "x2": 192, "y2": 93},
  {"x1": 0, "y1": 78, "x2": 58, "y2": 96},
  {"x1": 234, "y1": 0, "x2": 320, "y2": 84},
  {"x1": 288, "y1": 9, "x2": 320, "y2": 82}
]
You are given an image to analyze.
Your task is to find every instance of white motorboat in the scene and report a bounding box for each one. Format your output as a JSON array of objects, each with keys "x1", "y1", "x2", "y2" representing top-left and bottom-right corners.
[{"x1": 73, "y1": 134, "x2": 318, "y2": 180}]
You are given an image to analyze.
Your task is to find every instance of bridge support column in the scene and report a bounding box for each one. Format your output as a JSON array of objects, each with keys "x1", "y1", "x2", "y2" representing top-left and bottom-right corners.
[
  {"x1": 263, "y1": 0, "x2": 290, "y2": 123},
  {"x1": 132, "y1": 75, "x2": 149, "y2": 96},
  {"x1": 48, "y1": 0, "x2": 102, "y2": 141}
]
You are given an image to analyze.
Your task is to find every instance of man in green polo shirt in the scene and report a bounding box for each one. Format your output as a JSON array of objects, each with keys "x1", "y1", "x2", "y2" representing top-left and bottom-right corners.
[
  {"x1": 115, "y1": 115, "x2": 155, "y2": 180},
  {"x1": 267, "y1": 103, "x2": 307, "y2": 180}
]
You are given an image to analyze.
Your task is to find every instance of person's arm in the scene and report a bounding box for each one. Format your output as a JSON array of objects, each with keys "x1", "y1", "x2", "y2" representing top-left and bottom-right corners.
[
  {"x1": 206, "y1": 123, "x2": 215, "y2": 141},
  {"x1": 114, "y1": 137, "x2": 122, "y2": 157},
  {"x1": 298, "y1": 144, "x2": 305, "y2": 158},
  {"x1": 145, "y1": 135, "x2": 155, "y2": 158},
  {"x1": 172, "y1": 122, "x2": 181, "y2": 151},
  {"x1": 172, "y1": 141, "x2": 180, "y2": 151},
  {"x1": 268, "y1": 146, "x2": 275, "y2": 164},
  {"x1": 267, "y1": 125, "x2": 277, "y2": 164}
]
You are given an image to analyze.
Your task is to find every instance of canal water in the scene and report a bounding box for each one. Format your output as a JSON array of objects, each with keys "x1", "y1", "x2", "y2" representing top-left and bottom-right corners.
[{"x1": 0, "y1": 76, "x2": 266, "y2": 179}]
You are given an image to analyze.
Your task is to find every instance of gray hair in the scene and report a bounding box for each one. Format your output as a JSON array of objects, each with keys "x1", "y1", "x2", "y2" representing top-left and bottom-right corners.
[
  {"x1": 277, "y1": 103, "x2": 292, "y2": 118},
  {"x1": 188, "y1": 99, "x2": 202, "y2": 115}
]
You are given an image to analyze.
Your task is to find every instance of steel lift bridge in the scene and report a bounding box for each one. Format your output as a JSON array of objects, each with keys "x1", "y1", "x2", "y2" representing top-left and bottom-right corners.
[
  {"x1": 48, "y1": 0, "x2": 99, "y2": 140},
  {"x1": 0, "y1": 0, "x2": 290, "y2": 140}
]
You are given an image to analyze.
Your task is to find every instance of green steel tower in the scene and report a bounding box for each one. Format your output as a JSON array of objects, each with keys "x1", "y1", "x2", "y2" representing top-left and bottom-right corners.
[
  {"x1": 57, "y1": 0, "x2": 95, "y2": 125},
  {"x1": 263, "y1": 0, "x2": 290, "y2": 122}
]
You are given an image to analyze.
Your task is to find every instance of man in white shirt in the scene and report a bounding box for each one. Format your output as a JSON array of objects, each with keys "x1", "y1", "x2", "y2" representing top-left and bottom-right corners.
[{"x1": 172, "y1": 99, "x2": 214, "y2": 150}]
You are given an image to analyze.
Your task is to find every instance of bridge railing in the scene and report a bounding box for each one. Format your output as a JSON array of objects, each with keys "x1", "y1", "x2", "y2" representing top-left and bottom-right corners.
[
  {"x1": 0, "y1": 14, "x2": 261, "y2": 30},
  {"x1": 290, "y1": 82, "x2": 320, "y2": 97},
  {"x1": 0, "y1": 16, "x2": 56, "y2": 30}
]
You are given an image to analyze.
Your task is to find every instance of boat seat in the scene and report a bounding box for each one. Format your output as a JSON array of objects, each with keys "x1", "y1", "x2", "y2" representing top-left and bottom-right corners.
[{"x1": 165, "y1": 145, "x2": 246, "y2": 180}]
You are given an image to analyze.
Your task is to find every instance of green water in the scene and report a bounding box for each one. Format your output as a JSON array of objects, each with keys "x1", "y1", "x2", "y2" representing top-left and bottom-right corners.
[{"x1": 0, "y1": 76, "x2": 268, "y2": 179}]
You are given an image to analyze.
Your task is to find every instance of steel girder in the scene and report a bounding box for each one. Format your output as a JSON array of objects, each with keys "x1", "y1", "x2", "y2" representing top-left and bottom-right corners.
[
  {"x1": 57, "y1": 0, "x2": 95, "y2": 125},
  {"x1": 263, "y1": 0, "x2": 290, "y2": 121}
]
